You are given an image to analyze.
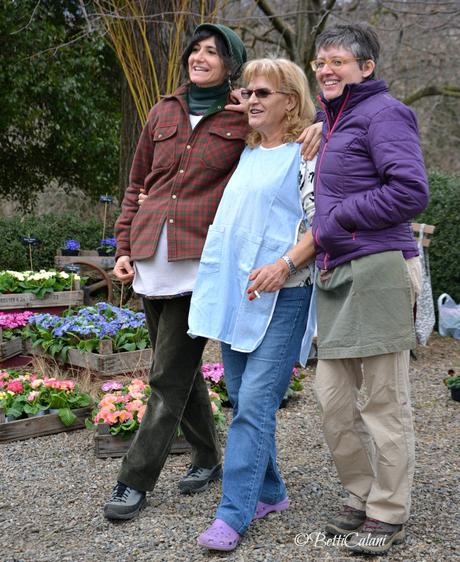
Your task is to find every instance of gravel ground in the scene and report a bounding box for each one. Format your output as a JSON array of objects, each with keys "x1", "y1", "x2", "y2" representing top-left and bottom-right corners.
[{"x1": 1, "y1": 333, "x2": 459, "y2": 562}]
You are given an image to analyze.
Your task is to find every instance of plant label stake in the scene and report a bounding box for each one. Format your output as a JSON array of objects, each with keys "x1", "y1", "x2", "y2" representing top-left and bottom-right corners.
[
  {"x1": 21, "y1": 236, "x2": 40, "y2": 271},
  {"x1": 99, "y1": 194, "x2": 113, "y2": 241},
  {"x1": 63, "y1": 263, "x2": 81, "y2": 311},
  {"x1": 119, "y1": 282, "x2": 124, "y2": 308}
]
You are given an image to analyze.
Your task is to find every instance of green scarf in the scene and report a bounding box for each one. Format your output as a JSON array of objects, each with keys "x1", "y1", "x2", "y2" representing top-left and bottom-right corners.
[{"x1": 187, "y1": 82, "x2": 229, "y2": 115}]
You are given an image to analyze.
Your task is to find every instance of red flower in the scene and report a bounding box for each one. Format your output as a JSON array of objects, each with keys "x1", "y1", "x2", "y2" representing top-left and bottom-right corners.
[{"x1": 6, "y1": 380, "x2": 24, "y2": 394}]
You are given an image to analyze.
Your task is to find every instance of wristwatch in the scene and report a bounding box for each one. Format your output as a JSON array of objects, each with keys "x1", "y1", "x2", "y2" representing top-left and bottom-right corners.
[{"x1": 281, "y1": 254, "x2": 297, "y2": 277}]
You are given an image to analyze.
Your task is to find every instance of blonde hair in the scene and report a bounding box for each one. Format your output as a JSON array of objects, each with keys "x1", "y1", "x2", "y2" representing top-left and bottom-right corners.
[{"x1": 243, "y1": 58, "x2": 315, "y2": 148}]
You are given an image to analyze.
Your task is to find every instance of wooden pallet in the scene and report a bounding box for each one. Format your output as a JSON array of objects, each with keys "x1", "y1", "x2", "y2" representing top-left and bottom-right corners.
[
  {"x1": 0, "y1": 290, "x2": 84, "y2": 311},
  {"x1": 24, "y1": 339, "x2": 152, "y2": 376},
  {"x1": 94, "y1": 423, "x2": 192, "y2": 458},
  {"x1": 0, "y1": 406, "x2": 91, "y2": 443},
  {"x1": 0, "y1": 330, "x2": 23, "y2": 362}
]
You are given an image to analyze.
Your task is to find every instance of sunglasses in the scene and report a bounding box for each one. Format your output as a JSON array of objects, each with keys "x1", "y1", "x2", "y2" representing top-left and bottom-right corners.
[{"x1": 240, "y1": 88, "x2": 289, "y2": 99}]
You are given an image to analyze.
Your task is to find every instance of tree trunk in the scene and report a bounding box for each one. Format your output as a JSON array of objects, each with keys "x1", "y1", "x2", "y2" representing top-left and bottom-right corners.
[{"x1": 119, "y1": 74, "x2": 142, "y2": 202}]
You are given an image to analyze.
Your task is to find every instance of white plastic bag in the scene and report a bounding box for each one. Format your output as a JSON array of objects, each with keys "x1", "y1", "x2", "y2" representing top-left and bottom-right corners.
[
  {"x1": 438, "y1": 293, "x2": 460, "y2": 340},
  {"x1": 415, "y1": 225, "x2": 435, "y2": 345}
]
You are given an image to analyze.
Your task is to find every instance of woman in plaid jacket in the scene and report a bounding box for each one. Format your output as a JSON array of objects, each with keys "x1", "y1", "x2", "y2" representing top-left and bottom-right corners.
[{"x1": 104, "y1": 23, "x2": 250, "y2": 521}]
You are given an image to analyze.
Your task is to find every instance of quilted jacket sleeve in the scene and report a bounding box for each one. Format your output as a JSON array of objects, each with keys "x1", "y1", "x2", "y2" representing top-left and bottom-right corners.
[{"x1": 334, "y1": 103, "x2": 429, "y2": 232}]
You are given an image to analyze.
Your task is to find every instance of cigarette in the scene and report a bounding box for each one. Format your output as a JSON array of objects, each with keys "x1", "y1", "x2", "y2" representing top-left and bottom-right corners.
[{"x1": 254, "y1": 290, "x2": 261, "y2": 299}]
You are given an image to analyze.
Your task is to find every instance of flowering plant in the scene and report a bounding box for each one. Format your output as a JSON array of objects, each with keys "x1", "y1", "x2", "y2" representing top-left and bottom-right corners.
[
  {"x1": 97, "y1": 237, "x2": 117, "y2": 255},
  {"x1": 202, "y1": 362, "x2": 304, "y2": 404},
  {"x1": 22, "y1": 302, "x2": 149, "y2": 361},
  {"x1": 0, "y1": 370, "x2": 91, "y2": 425},
  {"x1": 63, "y1": 239, "x2": 80, "y2": 251},
  {"x1": 283, "y1": 367, "x2": 306, "y2": 400},
  {"x1": 0, "y1": 311, "x2": 34, "y2": 341},
  {"x1": 443, "y1": 369, "x2": 460, "y2": 390},
  {"x1": 202, "y1": 363, "x2": 228, "y2": 403},
  {"x1": 0, "y1": 270, "x2": 86, "y2": 298},
  {"x1": 87, "y1": 378, "x2": 226, "y2": 438},
  {"x1": 86, "y1": 378, "x2": 149, "y2": 438}
]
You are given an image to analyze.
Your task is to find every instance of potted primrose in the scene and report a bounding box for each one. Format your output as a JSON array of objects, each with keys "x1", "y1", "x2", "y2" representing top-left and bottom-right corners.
[
  {"x1": 61, "y1": 239, "x2": 80, "y2": 256},
  {"x1": 97, "y1": 237, "x2": 117, "y2": 257},
  {"x1": 443, "y1": 370, "x2": 460, "y2": 402}
]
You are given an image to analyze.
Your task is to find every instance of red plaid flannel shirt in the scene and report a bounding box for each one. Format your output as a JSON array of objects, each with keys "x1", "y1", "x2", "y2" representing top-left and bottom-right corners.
[{"x1": 115, "y1": 85, "x2": 249, "y2": 261}]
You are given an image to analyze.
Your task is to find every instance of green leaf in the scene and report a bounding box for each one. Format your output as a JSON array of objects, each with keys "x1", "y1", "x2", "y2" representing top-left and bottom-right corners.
[{"x1": 58, "y1": 407, "x2": 77, "y2": 427}]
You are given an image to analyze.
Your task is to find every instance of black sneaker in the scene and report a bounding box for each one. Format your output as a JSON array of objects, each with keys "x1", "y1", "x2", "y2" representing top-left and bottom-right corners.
[
  {"x1": 103, "y1": 481, "x2": 146, "y2": 520},
  {"x1": 346, "y1": 517, "x2": 405, "y2": 555},
  {"x1": 178, "y1": 464, "x2": 222, "y2": 494}
]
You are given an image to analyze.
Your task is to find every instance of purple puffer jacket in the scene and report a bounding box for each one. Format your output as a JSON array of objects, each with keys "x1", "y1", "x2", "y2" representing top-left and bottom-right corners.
[{"x1": 312, "y1": 79, "x2": 429, "y2": 270}]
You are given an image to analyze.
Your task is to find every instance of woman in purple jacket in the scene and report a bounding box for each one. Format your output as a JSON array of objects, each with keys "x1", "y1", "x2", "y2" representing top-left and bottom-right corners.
[{"x1": 310, "y1": 24, "x2": 428, "y2": 555}]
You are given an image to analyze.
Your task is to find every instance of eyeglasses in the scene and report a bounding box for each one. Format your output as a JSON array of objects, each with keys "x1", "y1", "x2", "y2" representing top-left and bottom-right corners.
[
  {"x1": 240, "y1": 88, "x2": 289, "y2": 99},
  {"x1": 310, "y1": 57, "x2": 363, "y2": 72}
]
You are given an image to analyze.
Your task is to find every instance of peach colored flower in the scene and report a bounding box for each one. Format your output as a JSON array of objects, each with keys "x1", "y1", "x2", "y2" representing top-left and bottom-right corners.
[
  {"x1": 211, "y1": 402, "x2": 218, "y2": 414},
  {"x1": 126, "y1": 399, "x2": 143, "y2": 413},
  {"x1": 137, "y1": 405, "x2": 147, "y2": 422},
  {"x1": 27, "y1": 391, "x2": 40, "y2": 402},
  {"x1": 129, "y1": 391, "x2": 145, "y2": 400},
  {"x1": 31, "y1": 379, "x2": 44, "y2": 389},
  {"x1": 116, "y1": 410, "x2": 133, "y2": 423}
]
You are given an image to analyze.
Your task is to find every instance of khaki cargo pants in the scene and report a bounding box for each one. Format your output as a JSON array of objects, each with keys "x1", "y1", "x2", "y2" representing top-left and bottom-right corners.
[{"x1": 314, "y1": 257, "x2": 422, "y2": 524}]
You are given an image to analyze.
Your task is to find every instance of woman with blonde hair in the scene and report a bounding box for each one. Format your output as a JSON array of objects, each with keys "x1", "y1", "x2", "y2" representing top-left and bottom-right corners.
[{"x1": 188, "y1": 57, "x2": 318, "y2": 551}]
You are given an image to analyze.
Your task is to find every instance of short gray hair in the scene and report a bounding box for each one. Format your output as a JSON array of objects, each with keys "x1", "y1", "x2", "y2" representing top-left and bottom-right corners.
[{"x1": 315, "y1": 24, "x2": 380, "y2": 78}]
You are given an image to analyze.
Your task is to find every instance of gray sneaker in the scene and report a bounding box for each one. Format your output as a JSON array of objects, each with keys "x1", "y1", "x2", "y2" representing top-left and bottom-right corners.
[
  {"x1": 103, "y1": 482, "x2": 146, "y2": 520},
  {"x1": 178, "y1": 464, "x2": 222, "y2": 494},
  {"x1": 325, "y1": 505, "x2": 366, "y2": 535},
  {"x1": 346, "y1": 517, "x2": 405, "y2": 555}
]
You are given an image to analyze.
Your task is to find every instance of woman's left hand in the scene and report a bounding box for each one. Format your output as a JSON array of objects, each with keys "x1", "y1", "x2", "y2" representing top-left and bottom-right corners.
[
  {"x1": 225, "y1": 88, "x2": 249, "y2": 113},
  {"x1": 247, "y1": 259, "x2": 290, "y2": 300},
  {"x1": 297, "y1": 122, "x2": 322, "y2": 160}
]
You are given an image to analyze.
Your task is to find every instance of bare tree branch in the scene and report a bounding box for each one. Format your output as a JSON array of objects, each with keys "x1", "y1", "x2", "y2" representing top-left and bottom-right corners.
[
  {"x1": 254, "y1": 0, "x2": 296, "y2": 58},
  {"x1": 403, "y1": 85, "x2": 460, "y2": 105}
]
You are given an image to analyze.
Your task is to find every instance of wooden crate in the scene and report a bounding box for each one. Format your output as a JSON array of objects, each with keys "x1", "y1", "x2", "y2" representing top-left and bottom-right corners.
[
  {"x1": 0, "y1": 406, "x2": 91, "y2": 443},
  {"x1": 24, "y1": 339, "x2": 152, "y2": 376},
  {"x1": 94, "y1": 423, "x2": 192, "y2": 458},
  {"x1": 0, "y1": 290, "x2": 84, "y2": 311},
  {"x1": 0, "y1": 330, "x2": 23, "y2": 362},
  {"x1": 55, "y1": 251, "x2": 115, "y2": 271}
]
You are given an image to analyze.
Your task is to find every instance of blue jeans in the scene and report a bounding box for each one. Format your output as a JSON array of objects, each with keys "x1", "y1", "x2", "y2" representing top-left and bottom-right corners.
[{"x1": 216, "y1": 285, "x2": 312, "y2": 534}]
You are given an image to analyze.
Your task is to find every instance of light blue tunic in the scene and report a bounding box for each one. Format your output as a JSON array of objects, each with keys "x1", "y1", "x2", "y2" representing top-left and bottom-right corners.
[{"x1": 188, "y1": 143, "x2": 315, "y2": 364}]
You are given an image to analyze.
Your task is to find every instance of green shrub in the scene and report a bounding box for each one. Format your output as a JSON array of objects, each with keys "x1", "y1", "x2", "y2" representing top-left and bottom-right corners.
[
  {"x1": 416, "y1": 171, "x2": 460, "y2": 307},
  {"x1": 0, "y1": 214, "x2": 111, "y2": 271}
]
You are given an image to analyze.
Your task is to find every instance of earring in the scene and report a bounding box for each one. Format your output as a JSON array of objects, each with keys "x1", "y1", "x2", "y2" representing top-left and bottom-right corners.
[
  {"x1": 286, "y1": 110, "x2": 292, "y2": 123},
  {"x1": 227, "y1": 74, "x2": 233, "y2": 90}
]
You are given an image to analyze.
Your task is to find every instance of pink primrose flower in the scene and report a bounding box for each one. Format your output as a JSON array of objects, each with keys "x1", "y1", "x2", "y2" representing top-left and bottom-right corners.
[
  {"x1": 201, "y1": 363, "x2": 225, "y2": 383},
  {"x1": 137, "y1": 404, "x2": 147, "y2": 422},
  {"x1": 27, "y1": 391, "x2": 40, "y2": 402},
  {"x1": 99, "y1": 395, "x2": 119, "y2": 408},
  {"x1": 129, "y1": 391, "x2": 145, "y2": 400},
  {"x1": 0, "y1": 372, "x2": 10, "y2": 380},
  {"x1": 211, "y1": 402, "x2": 218, "y2": 414},
  {"x1": 208, "y1": 390, "x2": 220, "y2": 400},
  {"x1": 101, "y1": 380, "x2": 124, "y2": 392},
  {"x1": 116, "y1": 410, "x2": 133, "y2": 423},
  {"x1": 104, "y1": 411, "x2": 120, "y2": 425},
  {"x1": 126, "y1": 399, "x2": 143, "y2": 413},
  {"x1": 6, "y1": 380, "x2": 23, "y2": 394}
]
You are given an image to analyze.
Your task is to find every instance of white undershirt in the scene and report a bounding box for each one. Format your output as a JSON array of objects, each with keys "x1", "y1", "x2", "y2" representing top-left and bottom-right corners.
[{"x1": 132, "y1": 114, "x2": 203, "y2": 298}]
